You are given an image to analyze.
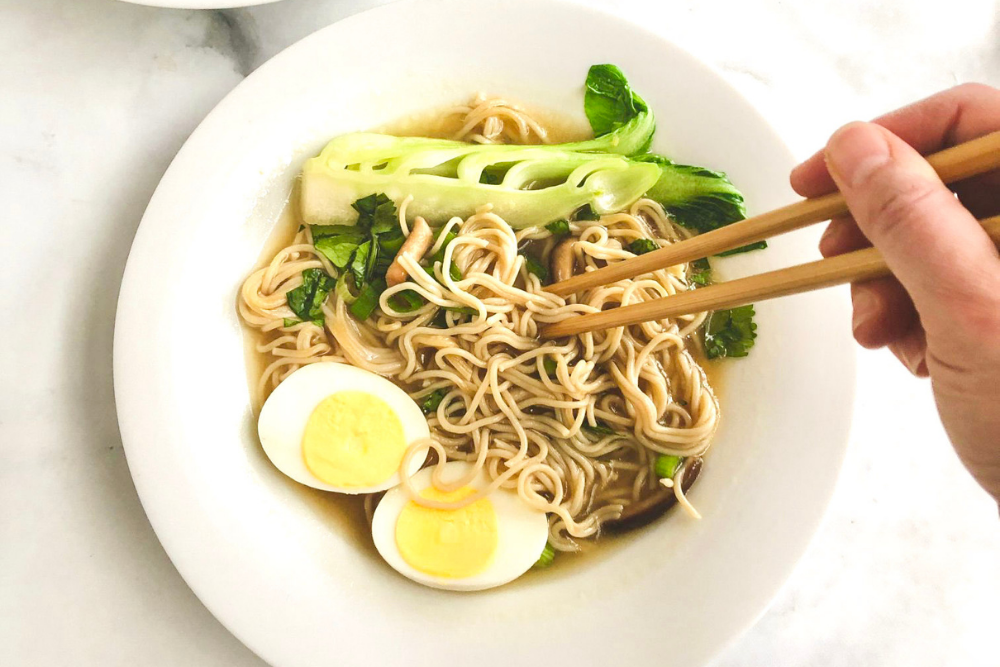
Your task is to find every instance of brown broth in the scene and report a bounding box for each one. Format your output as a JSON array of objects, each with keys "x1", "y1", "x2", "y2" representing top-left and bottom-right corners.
[
  {"x1": 243, "y1": 193, "x2": 301, "y2": 414},
  {"x1": 240, "y1": 103, "x2": 728, "y2": 575}
]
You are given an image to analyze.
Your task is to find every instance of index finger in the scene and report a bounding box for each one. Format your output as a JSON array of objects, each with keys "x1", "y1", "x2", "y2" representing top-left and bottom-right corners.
[{"x1": 790, "y1": 83, "x2": 1000, "y2": 198}]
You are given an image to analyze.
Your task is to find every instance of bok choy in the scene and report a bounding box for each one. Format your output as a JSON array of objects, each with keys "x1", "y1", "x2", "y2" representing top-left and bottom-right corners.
[{"x1": 300, "y1": 64, "x2": 754, "y2": 238}]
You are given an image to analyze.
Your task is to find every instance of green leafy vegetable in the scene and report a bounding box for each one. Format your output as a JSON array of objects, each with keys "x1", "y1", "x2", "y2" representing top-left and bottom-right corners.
[
  {"x1": 533, "y1": 542, "x2": 556, "y2": 569},
  {"x1": 350, "y1": 240, "x2": 372, "y2": 288},
  {"x1": 545, "y1": 220, "x2": 571, "y2": 238},
  {"x1": 351, "y1": 193, "x2": 394, "y2": 230},
  {"x1": 429, "y1": 309, "x2": 450, "y2": 328},
  {"x1": 716, "y1": 240, "x2": 768, "y2": 256},
  {"x1": 365, "y1": 238, "x2": 381, "y2": 280},
  {"x1": 583, "y1": 421, "x2": 617, "y2": 436},
  {"x1": 542, "y1": 357, "x2": 558, "y2": 375},
  {"x1": 285, "y1": 268, "x2": 336, "y2": 324},
  {"x1": 583, "y1": 64, "x2": 650, "y2": 145},
  {"x1": 311, "y1": 194, "x2": 409, "y2": 323},
  {"x1": 689, "y1": 258, "x2": 713, "y2": 286},
  {"x1": 314, "y1": 234, "x2": 362, "y2": 268},
  {"x1": 282, "y1": 318, "x2": 323, "y2": 328},
  {"x1": 370, "y1": 198, "x2": 400, "y2": 235},
  {"x1": 628, "y1": 238, "x2": 659, "y2": 255},
  {"x1": 446, "y1": 305, "x2": 478, "y2": 316},
  {"x1": 348, "y1": 278, "x2": 386, "y2": 320},
  {"x1": 419, "y1": 388, "x2": 448, "y2": 415},
  {"x1": 388, "y1": 289, "x2": 425, "y2": 313},
  {"x1": 574, "y1": 204, "x2": 599, "y2": 221},
  {"x1": 310, "y1": 224, "x2": 366, "y2": 242},
  {"x1": 424, "y1": 258, "x2": 461, "y2": 283},
  {"x1": 378, "y1": 230, "x2": 405, "y2": 255},
  {"x1": 522, "y1": 253, "x2": 549, "y2": 282},
  {"x1": 654, "y1": 455, "x2": 683, "y2": 479},
  {"x1": 704, "y1": 305, "x2": 758, "y2": 359},
  {"x1": 634, "y1": 154, "x2": 755, "y2": 247},
  {"x1": 690, "y1": 270, "x2": 713, "y2": 286},
  {"x1": 427, "y1": 228, "x2": 462, "y2": 281},
  {"x1": 300, "y1": 74, "x2": 658, "y2": 231}
]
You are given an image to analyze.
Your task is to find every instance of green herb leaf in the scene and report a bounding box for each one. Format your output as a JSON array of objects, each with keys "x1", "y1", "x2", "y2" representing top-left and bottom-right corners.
[
  {"x1": 351, "y1": 193, "x2": 393, "y2": 230},
  {"x1": 378, "y1": 229, "x2": 405, "y2": 255},
  {"x1": 582, "y1": 421, "x2": 617, "y2": 436},
  {"x1": 285, "y1": 268, "x2": 336, "y2": 324},
  {"x1": 428, "y1": 228, "x2": 462, "y2": 281},
  {"x1": 542, "y1": 357, "x2": 558, "y2": 375},
  {"x1": 533, "y1": 542, "x2": 556, "y2": 569},
  {"x1": 628, "y1": 238, "x2": 659, "y2": 256},
  {"x1": 388, "y1": 289, "x2": 425, "y2": 313},
  {"x1": 419, "y1": 388, "x2": 448, "y2": 415},
  {"x1": 351, "y1": 241, "x2": 372, "y2": 288},
  {"x1": 430, "y1": 309, "x2": 449, "y2": 328},
  {"x1": 689, "y1": 258, "x2": 713, "y2": 286},
  {"x1": 704, "y1": 305, "x2": 758, "y2": 359},
  {"x1": 584, "y1": 64, "x2": 649, "y2": 138},
  {"x1": 654, "y1": 455, "x2": 683, "y2": 479},
  {"x1": 445, "y1": 306, "x2": 478, "y2": 316},
  {"x1": 690, "y1": 270, "x2": 713, "y2": 286},
  {"x1": 348, "y1": 278, "x2": 386, "y2": 320},
  {"x1": 314, "y1": 235, "x2": 361, "y2": 268},
  {"x1": 310, "y1": 224, "x2": 366, "y2": 243},
  {"x1": 365, "y1": 237, "x2": 380, "y2": 282},
  {"x1": 545, "y1": 220, "x2": 571, "y2": 238},
  {"x1": 574, "y1": 204, "x2": 599, "y2": 221},
  {"x1": 522, "y1": 253, "x2": 548, "y2": 282},
  {"x1": 370, "y1": 198, "x2": 399, "y2": 235},
  {"x1": 716, "y1": 240, "x2": 768, "y2": 256},
  {"x1": 283, "y1": 318, "x2": 300, "y2": 328}
]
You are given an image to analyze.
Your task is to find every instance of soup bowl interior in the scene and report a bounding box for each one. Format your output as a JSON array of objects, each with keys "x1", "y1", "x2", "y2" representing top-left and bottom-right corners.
[{"x1": 114, "y1": 1, "x2": 855, "y2": 665}]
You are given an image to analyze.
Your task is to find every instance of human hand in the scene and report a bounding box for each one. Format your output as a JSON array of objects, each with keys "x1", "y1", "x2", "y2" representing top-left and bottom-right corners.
[{"x1": 790, "y1": 84, "x2": 1000, "y2": 503}]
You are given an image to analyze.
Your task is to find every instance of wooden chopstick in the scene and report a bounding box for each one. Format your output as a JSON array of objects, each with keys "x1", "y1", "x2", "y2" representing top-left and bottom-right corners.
[
  {"x1": 540, "y1": 216, "x2": 1000, "y2": 339},
  {"x1": 545, "y1": 130, "x2": 1000, "y2": 298}
]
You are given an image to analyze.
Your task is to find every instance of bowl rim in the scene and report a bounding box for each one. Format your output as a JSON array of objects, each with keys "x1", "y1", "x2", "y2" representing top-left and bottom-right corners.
[{"x1": 116, "y1": 0, "x2": 284, "y2": 9}]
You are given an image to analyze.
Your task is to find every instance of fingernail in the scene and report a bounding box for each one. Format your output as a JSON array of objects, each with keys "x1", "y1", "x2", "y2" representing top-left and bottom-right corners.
[
  {"x1": 825, "y1": 122, "x2": 891, "y2": 188},
  {"x1": 903, "y1": 349, "x2": 927, "y2": 376},
  {"x1": 890, "y1": 342, "x2": 928, "y2": 377},
  {"x1": 852, "y1": 287, "x2": 878, "y2": 334}
]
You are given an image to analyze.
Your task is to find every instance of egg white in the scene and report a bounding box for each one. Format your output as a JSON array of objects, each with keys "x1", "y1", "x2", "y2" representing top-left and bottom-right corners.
[
  {"x1": 257, "y1": 362, "x2": 429, "y2": 494},
  {"x1": 371, "y1": 461, "x2": 549, "y2": 591}
]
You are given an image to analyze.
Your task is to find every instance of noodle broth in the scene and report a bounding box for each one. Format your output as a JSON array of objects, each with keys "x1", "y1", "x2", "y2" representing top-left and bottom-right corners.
[{"x1": 241, "y1": 100, "x2": 727, "y2": 571}]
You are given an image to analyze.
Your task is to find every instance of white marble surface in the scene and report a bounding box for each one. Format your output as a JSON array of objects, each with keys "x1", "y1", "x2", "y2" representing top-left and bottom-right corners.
[{"x1": 1, "y1": 0, "x2": 998, "y2": 664}]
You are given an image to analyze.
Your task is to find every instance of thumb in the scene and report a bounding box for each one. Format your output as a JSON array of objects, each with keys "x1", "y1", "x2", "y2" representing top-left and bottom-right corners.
[{"x1": 824, "y1": 122, "x2": 1000, "y2": 337}]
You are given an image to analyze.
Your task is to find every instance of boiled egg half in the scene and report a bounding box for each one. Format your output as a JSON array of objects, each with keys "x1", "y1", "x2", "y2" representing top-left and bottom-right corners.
[
  {"x1": 258, "y1": 362, "x2": 428, "y2": 494},
  {"x1": 372, "y1": 461, "x2": 549, "y2": 591}
]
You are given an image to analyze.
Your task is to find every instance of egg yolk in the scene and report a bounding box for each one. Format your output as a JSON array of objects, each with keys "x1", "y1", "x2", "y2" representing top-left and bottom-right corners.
[
  {"x1": 395, "y1": 486, "x2": 498, "y2": 579},
  {"x1": 301, "y1": 391, "x2": 407, "y2": 487}
]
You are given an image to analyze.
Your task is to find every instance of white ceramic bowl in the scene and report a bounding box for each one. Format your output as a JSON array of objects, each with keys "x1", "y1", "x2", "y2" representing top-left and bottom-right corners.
[
  {"x1": 114, "y1": 1, "x2": 855, "y2": 665},
  {"x1": 118, "y1": 0, "x2": 284, "y2": 8}
]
